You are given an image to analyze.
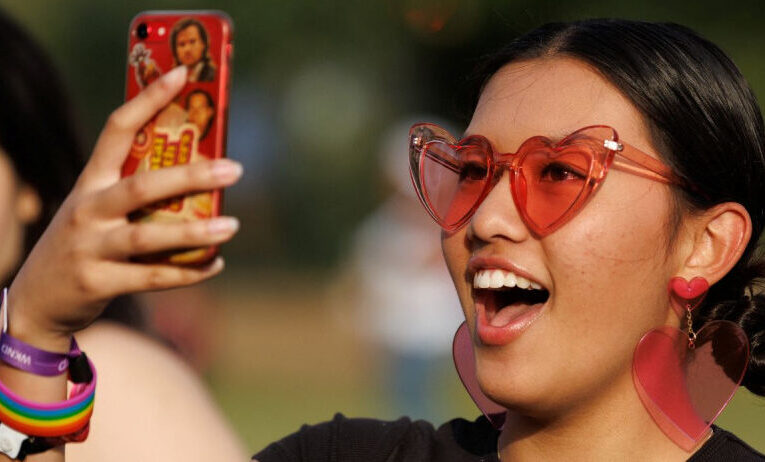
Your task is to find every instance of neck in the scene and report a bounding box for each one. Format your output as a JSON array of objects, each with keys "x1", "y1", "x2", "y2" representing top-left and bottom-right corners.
[{"x1": 496, "y1": 373, "x2": 693, "y2": 461}]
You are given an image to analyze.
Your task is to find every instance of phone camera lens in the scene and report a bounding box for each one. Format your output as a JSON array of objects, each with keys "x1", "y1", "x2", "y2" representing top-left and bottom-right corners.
[{"x1": 137, "y1": 23, "x2": 149, "y2": 39}]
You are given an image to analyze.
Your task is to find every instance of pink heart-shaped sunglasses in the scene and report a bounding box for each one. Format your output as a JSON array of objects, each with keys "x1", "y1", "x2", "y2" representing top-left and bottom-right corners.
[{"x1": 409, "y1": 123, "x2": 686, "y2": 237}]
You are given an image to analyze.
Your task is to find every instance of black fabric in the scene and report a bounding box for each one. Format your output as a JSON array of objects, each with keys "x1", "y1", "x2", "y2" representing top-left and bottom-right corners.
[
  {"x1": 689, "y1": 427, "x2": 765, "y2": 462},
  {"x1": 253, "y1": 414, "x2": 764, "y2": 461}
]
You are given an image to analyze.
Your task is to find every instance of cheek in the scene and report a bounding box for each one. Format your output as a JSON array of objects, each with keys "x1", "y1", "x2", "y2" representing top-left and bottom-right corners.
[
  {"x1": 562, "y1": 175, "x2": 671, "y2": 259},
  {"x1": 0, "y1": 156, "x2": 30, "y2": 280},
  {"x1": 0, "y1": 189, "x2": 23, "y2": 280},
  {"x1": 504, "y1": 182, "x2": 679, "y2": 407},
  {"x1": 547, "y1": 181, "x2": 675, "y2": 341},
  {"x1": 441, "y1": 229, "x2": 471, "y2": 318}
]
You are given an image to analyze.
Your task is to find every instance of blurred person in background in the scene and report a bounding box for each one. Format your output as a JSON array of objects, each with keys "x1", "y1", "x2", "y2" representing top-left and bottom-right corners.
[
  {"x1": 0, "y1": 8, "x2": 246, "y2": 461},
  {"x1": 346, "y1": 119, "x2": 463, "y2": 422}
]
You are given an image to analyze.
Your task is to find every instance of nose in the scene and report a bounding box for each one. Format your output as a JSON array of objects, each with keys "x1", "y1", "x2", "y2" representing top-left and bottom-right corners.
[{"x1": 467, "y1": 169, "x2": 530, "y2": 244}]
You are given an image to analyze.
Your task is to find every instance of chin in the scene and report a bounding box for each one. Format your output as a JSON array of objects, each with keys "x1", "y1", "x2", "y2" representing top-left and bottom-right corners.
[{"x1": 474, "y1": 352, "x2": 557, "y2": 415}]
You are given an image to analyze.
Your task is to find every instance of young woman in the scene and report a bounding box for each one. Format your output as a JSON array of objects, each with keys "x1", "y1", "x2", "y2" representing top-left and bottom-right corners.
[
  {"x1": 0, "y1": 9, "x2": 245, "y2": 462},
  {"x1": 252, "y1": 19, "x2": 765, "y2": 461},
  {"x1": 2, "y1": 18, "x2": 763, "y2": 462}
]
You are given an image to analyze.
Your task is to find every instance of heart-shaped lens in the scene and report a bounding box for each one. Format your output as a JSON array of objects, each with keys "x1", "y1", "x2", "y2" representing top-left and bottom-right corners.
[
  {"x1": 518, "y1": 147, "x2": 592, "y2": 232},
  {"x1": 420, "y1": 140, "x2": 490, "y2": 228},
  {"x1": 514, "y1": 127, "x2": 615, "y2": 235}
]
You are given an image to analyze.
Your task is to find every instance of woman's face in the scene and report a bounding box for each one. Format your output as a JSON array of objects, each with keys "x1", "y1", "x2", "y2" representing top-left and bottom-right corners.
[
  {"x1": 442, "y1": 57, "x2": 686, "y2": 417},
  {"x1": 0, "y1": 153, "x2": 40, "y2": 281}
]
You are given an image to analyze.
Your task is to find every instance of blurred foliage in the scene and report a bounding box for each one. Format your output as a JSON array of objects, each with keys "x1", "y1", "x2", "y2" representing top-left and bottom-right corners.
[{"x1": 2, "y1": 0, "x2": 763, "y2": 271}]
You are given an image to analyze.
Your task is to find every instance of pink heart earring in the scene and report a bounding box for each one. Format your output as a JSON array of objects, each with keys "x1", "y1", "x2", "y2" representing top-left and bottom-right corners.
[
  {"x1": 633, "y1": 277, "x2": 750, "y2": 451},
  {"x1": 452, "y1": 322, "x2": 507, "y2": 429}
]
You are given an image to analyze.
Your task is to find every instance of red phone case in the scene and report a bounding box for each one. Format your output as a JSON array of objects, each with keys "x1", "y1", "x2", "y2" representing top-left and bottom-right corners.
[{"x1": 122, "y1": 10, "x2": 233, "y2": 264}]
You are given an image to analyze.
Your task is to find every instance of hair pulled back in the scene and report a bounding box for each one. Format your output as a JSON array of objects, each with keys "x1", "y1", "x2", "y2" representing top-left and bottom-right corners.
[{"x1": 472, "y1": 19, "x2": 765, "y2": 395}]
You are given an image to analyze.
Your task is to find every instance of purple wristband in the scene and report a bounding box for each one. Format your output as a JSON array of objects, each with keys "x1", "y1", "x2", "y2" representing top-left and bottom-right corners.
[
  {"x1": 0, "y1": 332, "x2": 78, "y2": 376},
  {"x1": 0, "y1": 288, "x2": 79, "y2": 376}
]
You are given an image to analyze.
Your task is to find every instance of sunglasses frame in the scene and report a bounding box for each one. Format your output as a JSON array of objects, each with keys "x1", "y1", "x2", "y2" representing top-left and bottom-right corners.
[{"x1": 409, "y1": 123, "x2": 685, "y2": 237}]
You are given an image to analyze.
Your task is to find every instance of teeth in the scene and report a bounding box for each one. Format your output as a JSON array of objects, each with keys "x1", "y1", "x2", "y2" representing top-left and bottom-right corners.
[
  {"x1": 504, "y1": 272, "x2": 516, "y2": 288},
  {"x1": 472, "y1": 269, "x2": 543, "y2": 291},
  {"x1": 490, "y1": 270, "x2": 504, "y2": 288},
  {"x1": 474, "y1": 271, "x2": 491, "y2": 289}
]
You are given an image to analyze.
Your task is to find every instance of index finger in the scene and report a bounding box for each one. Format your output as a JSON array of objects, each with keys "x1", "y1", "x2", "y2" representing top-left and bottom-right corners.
[{"x1": 78, "y1": 66, "x2": 188, "y2": 190}]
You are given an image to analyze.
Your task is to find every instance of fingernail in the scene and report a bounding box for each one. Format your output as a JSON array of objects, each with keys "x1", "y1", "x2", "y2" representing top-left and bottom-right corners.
[
  {"x1": 211, "y1": 256, "x2": 225, "y2": 272},
  {"x1": 207, "y1": 217, "x2": 240, "y2": 234},
  {"x1": 164, "y1": 66, "x2": 188, "y2": 85},
  {"x1": 212, "y1": 159, "x2": 243, "y2": 181}
]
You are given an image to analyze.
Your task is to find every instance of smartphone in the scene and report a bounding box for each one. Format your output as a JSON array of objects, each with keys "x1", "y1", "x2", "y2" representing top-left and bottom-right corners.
[{"x1": 122, "y1": 10, "x2": 233, "y2": 264}]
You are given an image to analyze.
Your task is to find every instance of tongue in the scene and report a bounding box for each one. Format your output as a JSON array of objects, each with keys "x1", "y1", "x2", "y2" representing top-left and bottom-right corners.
[{"x1": 490, "y1": 303, "x2": 536, "y2": 327}]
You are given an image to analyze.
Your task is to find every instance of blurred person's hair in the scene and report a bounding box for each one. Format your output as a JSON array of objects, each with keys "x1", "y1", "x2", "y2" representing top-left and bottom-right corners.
[
  {"x1": 0, "y1": 7, "x2": 145, "y2": 328},
  {"x1": 170, "y1": 18, "x2": 210, "y2": 65},
  {"x1": 185, "y1": 89, "x2": 215, "y2": 139}
]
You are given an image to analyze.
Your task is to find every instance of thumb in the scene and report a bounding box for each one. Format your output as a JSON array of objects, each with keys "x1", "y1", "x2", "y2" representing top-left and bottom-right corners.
[{"x1": 77, "y1": 66, "x2": 188, "y2": 191}]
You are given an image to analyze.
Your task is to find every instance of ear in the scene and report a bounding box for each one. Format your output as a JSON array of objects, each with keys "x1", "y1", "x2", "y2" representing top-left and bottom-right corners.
[
  {"x1": 15, "y1": 184, "x2": 41, "y2": 225},
  {"x1": 681, "y1": 202, "x2": 752, "y2": 285}
]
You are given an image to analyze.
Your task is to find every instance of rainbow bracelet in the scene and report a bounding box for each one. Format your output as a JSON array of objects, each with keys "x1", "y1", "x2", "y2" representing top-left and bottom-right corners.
[
  {"x1": 0, "y1": 357, "x2": 95, "y2": 437},
  {"x1": 0, "y1": 354, "x2": 95, "y2": 459}
]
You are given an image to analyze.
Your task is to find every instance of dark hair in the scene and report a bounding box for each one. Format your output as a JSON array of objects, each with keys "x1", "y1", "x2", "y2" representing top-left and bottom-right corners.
[
  {"x1": 185, "y1": 89, "x2": 215, "y2": 140},
  {"x1": 0, "y1": 8, "x2": 145, "y2": 329},
  {"x1": 170, "y1": 18, "x2": 209, "y2": 65},
  {"x1": 471, "y1": 19, "x2": 765, "y2": 395},
  {"x1": 0, "y1": 9, "x2": 82, "y2": 256}
]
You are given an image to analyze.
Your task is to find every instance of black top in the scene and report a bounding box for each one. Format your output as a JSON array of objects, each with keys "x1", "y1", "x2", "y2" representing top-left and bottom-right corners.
[{"x1": 253, "y1": 414, "x2": 765, "y2": 461}]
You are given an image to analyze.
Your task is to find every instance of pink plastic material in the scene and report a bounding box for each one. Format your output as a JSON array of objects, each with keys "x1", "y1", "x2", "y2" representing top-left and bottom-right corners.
[
  {"x1": 409, "y1": 123, "x2": 683, "y2": 236},
  {"x1": 632, "y1": 321, "x2": 749, "y2": 451},
  {"x1": 668, "y1": 276, "x2": 709, "y2": 317},
  {"x1": 452, "y1": 321, "x2": 507, "y2": 429},
  {"x1": 0, "y1": 357, "x2": 96, "y2": 410}
]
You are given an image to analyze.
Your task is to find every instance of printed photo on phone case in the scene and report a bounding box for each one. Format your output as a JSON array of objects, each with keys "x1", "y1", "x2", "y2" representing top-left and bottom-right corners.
[{"x1": 122, "y1": 12, "x2": 232, "y2": 264}]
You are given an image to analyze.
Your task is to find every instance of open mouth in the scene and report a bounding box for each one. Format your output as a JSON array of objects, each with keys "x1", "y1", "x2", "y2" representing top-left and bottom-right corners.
[{"x1": 472, "y1": 268, "x2": 549, "y2": 344}]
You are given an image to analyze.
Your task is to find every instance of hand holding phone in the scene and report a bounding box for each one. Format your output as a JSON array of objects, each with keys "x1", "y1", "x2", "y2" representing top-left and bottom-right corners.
[
  {"x1": 122, "y1": 10, "x2": 233, "y2": 264},
  {"x1": 10, "y1": 67, "x2": 241, "y2": 352}
]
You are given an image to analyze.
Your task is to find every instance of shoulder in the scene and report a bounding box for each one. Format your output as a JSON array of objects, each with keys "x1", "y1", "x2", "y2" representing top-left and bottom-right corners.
[
  {"x1": 73, "y1": 320, "x2": 199, "y2": 386},
  {"x1": 67, "y1": 321, "x2": 247, "y2": 461},
  {"x1": 689, "y1": 426, "x2": 765, "y2": 461},
  {"x1": 253, "y1": 414, "x2": 498, "y2": 462},
  {"x1": 253, "y1": 413, "x2": 423, "y2": 462}
]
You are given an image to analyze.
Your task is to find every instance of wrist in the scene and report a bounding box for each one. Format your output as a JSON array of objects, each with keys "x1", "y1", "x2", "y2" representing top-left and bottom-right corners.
[
  {"x1": 4, "y1": 287, "x2": 71, "y2": 354},
  {"x1": 6, "y1": 318, "x2": 71, "y2": 354}
]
